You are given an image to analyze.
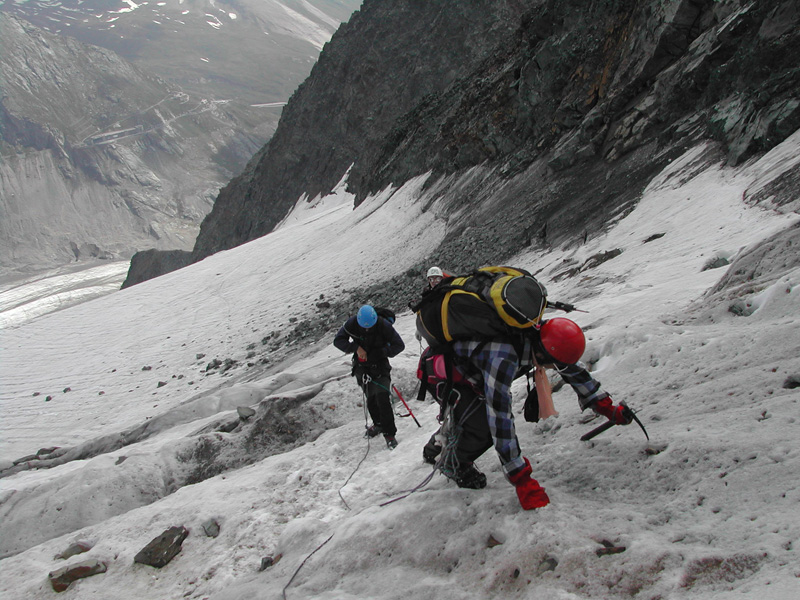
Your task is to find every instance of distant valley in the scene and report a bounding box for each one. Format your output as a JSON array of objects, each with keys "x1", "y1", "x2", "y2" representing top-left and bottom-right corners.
[
  {"x1": 0, "y1": 0, "x2": 359, "y2": 103},
  {"x1": 0, "y1": 0, "x2": 362, "y2": 278}
]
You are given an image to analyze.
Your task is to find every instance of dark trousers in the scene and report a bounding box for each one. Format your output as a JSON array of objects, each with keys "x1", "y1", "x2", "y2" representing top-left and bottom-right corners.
[
  {"x1": 428, "y1": 387, "x2": 493, "y2": 464},
  {"x1": 354, "y1": 366, "x2": 396, "y2": 436}
]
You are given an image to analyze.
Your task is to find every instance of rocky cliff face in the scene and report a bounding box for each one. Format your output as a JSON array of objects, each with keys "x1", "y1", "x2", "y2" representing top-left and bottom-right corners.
[
  {"x1": 351, "y1": 0, "x2": 800, "y2": 275},
  {"x1": 361, "y1": 0, "x2": 800, "y2": 188},
  {"x1": 0, "y1": 13, "x2": 270, "y2": 274},
  {"x1": 191, "y1": 0, "x2": 533, "y2": 260},
  {"x1": 143, "y1": 0, "x2": 798, "y2": 289}
]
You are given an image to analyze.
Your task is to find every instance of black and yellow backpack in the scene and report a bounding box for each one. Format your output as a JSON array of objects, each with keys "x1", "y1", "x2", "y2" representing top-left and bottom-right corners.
[{"x1": 412, "y1": 266, "x2": 548, "y2": 347}]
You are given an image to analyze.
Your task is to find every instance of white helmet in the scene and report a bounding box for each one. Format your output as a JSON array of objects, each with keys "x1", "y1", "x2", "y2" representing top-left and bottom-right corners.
[{"x1": 427, "y1": 266, "x2": 443, "y2": 278}]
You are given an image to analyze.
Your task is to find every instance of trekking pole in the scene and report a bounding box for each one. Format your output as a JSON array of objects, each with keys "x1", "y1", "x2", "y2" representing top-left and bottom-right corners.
[{"x1": 392, "y1": 385, "x2": 421, "y2": 427}]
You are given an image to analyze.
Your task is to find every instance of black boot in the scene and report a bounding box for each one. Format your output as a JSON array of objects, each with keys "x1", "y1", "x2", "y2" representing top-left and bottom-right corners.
[
  {"x1": 365, "y1": 424, "x2": 382, "y2": 438},
  {"x1": 422, "y1": 439, "x2": 442, "y2": 464},
  {"x1": 453, "y1": 463, "x2": 487, "y2": 489}
]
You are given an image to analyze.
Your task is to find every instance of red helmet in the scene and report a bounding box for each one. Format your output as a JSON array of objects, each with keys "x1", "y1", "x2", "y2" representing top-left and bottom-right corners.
[{"x1": 539, "y1": 318, "x2": 585, "y2": 364}]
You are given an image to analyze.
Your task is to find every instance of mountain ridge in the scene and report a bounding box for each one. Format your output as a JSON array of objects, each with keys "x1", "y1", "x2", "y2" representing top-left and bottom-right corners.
[{"x1": 0, "y1": 0, "x2": 361, "y2": 103}]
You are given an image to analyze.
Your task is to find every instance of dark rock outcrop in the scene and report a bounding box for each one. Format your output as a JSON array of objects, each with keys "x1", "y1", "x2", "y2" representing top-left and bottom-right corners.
[
  {"x1": 357, "y1": 0, "x2": 800, "y2": 198},
  {"x1": 190, "y1": 0, "x2": 533, "y2": 261},
  {"x1": 121, "y1": 249, "x2": 193, "y2": 289}
]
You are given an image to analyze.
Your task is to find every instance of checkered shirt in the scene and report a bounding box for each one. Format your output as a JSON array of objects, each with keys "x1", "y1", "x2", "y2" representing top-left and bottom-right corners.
[{"x1": 452, "y1": 338, "x2": 609, "y2": 476}]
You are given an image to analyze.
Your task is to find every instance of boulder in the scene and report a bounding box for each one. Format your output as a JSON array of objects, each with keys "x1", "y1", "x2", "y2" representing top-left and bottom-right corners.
[
  {"x1": 54, "y1": 540, "x2": 94, "y2": 560},
  {"x1": 133, "y1": 526, "x2": 189, "y2": 568},
  {"x1": 48, "y1": 559, "x2": 107, "y2": 592}
]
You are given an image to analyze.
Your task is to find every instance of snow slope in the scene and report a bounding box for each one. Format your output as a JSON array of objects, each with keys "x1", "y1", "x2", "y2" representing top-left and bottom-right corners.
[{"x1": 0, "y1": 134, "x2": 799, "y2": 599}]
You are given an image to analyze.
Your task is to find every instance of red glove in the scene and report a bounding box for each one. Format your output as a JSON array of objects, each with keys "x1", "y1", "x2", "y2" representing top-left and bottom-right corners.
[
  {"x1": 508, "y1": 458, "x2": 550, "y2": 510},
  {"x1": 592, "y1": 397, "x2": 632, "y2": 425}
]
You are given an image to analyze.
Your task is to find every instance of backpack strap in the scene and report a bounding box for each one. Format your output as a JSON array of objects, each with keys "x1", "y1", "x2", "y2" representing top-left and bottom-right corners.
[
  {"x1": 438, "y1": 351, "x2": 457, "y2": 406},
  {"x1": 420, "y1": 341, "x2": 489, "y2": 406},
  {"x1": 416, "y1": 347, "x2": 434, "y2": 401}
]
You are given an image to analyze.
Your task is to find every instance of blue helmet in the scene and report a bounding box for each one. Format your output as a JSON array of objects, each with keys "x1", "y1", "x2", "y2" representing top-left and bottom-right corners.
[{"x1": 357, "y1": 305, "x2": 378, "y2": 328}]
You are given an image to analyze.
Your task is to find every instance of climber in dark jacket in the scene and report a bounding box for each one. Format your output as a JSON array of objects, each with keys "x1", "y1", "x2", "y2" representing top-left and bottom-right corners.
[{"x1": 334, "y1": 305, "x2": 405, "y2": 449}]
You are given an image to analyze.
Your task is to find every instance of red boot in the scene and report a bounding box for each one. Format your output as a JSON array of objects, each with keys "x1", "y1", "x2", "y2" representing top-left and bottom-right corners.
[{"x1": 508, "y1": 458, "x2": 550, "y2": 510}]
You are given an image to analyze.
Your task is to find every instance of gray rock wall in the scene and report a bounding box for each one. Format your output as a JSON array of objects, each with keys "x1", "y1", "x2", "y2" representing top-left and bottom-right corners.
[
  {"x1": 121, "y1": 250, "x2": 194, "y2": 289},
  {"x1": 190, "y1": 0, "x2": 533, "y2": 261}
]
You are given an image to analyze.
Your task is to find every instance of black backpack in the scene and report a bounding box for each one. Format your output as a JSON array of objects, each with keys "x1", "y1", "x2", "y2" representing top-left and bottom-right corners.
[
  {"x1": 412, "y1": 266, "x2": 547, "y2": 347},
  {"x1": 375, "y1": 306, "x2": 396, "y2": 324}
]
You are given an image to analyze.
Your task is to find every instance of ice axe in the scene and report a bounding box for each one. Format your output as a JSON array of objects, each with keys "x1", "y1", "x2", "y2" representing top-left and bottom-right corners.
[
  {"x1": 392, "y1": 385, "x2": 421, "y2": 427},
  {"x1": 547, "y1": 300, "x2": 588, "y2": 313},
  {"x1": 580, "y1": 402, "x2": 649, "y2": 441}
]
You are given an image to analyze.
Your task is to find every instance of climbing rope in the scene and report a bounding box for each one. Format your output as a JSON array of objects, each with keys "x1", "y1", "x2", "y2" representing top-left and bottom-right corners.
[
  {"x1": 281, "y1": 534, "x2": 334, "y2": 600},
  {"x1": 337, "y1": 376, "x2": 374, "y2": 510}
]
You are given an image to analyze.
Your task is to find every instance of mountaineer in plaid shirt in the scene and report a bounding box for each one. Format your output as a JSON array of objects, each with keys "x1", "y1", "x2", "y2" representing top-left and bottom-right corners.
[{"x1": 423, "y1": 317, "x2": 632, "y2": 510}]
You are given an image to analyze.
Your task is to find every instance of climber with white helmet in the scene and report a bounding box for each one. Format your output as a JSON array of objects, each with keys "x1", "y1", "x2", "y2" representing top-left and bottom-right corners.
[{"x1": 426, "y1": 266, "x2": 444, "y2": 288}]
